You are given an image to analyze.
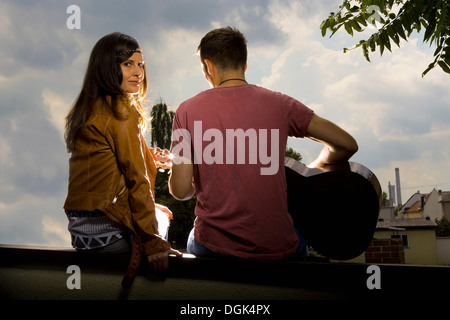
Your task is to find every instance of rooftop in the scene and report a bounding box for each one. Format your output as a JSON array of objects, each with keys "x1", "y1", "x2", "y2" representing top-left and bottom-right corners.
[
  {"x1": 1, "y1": 244, "x2": 449, "y2": 302},
  {"x1": 376, "y1": 217, "x2": 437, "y2": 230},
  {"x1": 439, "y1": 191, "x2": 450, "y2": 202}
]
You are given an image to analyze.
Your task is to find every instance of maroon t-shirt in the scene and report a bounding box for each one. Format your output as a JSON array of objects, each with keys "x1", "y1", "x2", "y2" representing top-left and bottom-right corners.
[{"x1": 171, "y1": 84, "x2": 313, "y2": 259}]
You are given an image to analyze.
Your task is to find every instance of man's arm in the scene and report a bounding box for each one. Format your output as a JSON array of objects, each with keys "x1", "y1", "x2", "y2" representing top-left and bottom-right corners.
[
  {"x1": 169, "y1": 158, "x2": 195, "y2": 201},
  {"x1": 306, "y1": 114, "x2": 358, "y2": 168}
]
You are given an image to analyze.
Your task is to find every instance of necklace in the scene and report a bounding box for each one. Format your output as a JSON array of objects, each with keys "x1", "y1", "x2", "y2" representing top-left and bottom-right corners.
[{"x1": 218, "y1": 78, "x2": 248, "y2": 87}]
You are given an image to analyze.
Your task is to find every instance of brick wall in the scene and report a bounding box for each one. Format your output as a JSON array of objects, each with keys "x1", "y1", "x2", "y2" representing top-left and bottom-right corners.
[{"x1": 365, "y1": 238, "x2": 405, "y2": 264}]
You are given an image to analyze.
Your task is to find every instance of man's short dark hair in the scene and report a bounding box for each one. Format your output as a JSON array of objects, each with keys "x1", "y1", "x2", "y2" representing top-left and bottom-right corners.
[{"x1": 198, "y1": 27, "x2": 247, "y2": 72}]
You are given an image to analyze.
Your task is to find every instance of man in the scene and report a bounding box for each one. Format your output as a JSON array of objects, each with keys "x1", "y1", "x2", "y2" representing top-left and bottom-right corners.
[{"x1": 169, "y1": 27, "x2": 358, "y2": 260}]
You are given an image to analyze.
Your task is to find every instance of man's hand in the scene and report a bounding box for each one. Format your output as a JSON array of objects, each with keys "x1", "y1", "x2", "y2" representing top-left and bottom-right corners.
[
  {"x1": 147, "y1": 248, "x2": 183, "y2": 272},
  {"x1": 308, "y1": 146, "x2": 351, "y2": 172},
  {"x1": 150, "y1": 147, "x2": 173, "y2": 170},
  {"x1": 306, "y1": 114, "x2": 358, "y2": 167}
]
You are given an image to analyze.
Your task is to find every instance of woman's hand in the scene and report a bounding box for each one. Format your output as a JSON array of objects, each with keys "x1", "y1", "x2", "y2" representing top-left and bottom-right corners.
[
  {"x1": 155, "y1": 203, "x2": 173, "y2": 220},
  {"x1": 147, "y1": 248, "x2": 182, "y2": 272}
]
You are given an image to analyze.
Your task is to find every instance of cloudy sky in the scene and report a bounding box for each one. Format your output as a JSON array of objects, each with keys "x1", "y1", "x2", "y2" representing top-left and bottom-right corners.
[{"x1": 1, "y1": 0, "x2": 449, "y2": 247}]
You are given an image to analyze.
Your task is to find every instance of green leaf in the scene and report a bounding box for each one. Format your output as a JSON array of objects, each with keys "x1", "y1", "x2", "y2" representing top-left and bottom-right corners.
[
  {"x1": 344, "y1": 21, "x2": 354, "y2": 36},
  {"x1": 444, "y1": 53, "x2": 450, "y2": 66},
  {"x1": 421, "y1": 18, "x2": 428, "y2": 29},
  {"x1": 328, "y1": 16, "x2": 337, "y2": 29},
  {"x1": 438, "y1": 60, "x2": 450, "y2": 74},
  {"x1": 349, "y1": 5, "x2": 360, "y2": 13},
  {"x1": 362, "y1": 42, "x2": 371, "y2": 62},
  {"x1": 409, "y1": 5, "x2": 421, "y2": 25},
  {"x1": 381, "y1": 30, "x2": 392, "y2": 52},
  {"x1": 422, "y1": 62, "x2": 436, "y2": 77},
  {"x1": 402, "y1": 7, "x2": 413, "y2": 33},
  {"x1": 388, "y1": 25, "x2": 401, "y2": 47},
  {"x1": 356, "y1": 15, "x2": 368, "y2": 27},
  {"x1": 423, "y1": 12, "x2": 437, "y2": 43},
  {"x1": 434, "y1": 44, "x2": 443, "y2": 57},
  {"x1": 376, "y1": 32, "x2": 385, "y2": 56},
  {"x1": 415, "y1": 0, "x2": 425, "y2": 14},
  {"x1": 367, "y1": 36, "x2": 376, "y2": 52},
  {"x1": 351, "y1": 19, "x2": 362, "y2": 32},
  {"x1": 413, "y1": 22, "x2": 422, "y2": 34},
  {"x1": 394, "y1": 19, "x2": 407, "y2": 41},
  {"x1": 320, "y1": 19, "x2": 330, "y2": 36},
  {"x1": 344, "y1": 1, "x2": 351, "y2": 11}
]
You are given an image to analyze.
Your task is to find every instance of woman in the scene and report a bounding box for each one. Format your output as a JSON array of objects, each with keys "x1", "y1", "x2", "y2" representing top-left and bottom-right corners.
[{"x1": 64, "y1": 32, "x2": 181, "y2": 287}]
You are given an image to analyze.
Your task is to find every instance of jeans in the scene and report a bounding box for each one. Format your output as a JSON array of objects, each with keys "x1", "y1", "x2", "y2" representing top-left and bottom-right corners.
[{"x1": 187, "y1": 227, "x2": 309, "y2": 260}]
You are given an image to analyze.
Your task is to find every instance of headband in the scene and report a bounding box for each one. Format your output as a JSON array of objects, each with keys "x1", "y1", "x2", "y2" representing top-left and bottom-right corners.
[{"x1": 116, "y1": 49, "x2": 143, "y2": 57}]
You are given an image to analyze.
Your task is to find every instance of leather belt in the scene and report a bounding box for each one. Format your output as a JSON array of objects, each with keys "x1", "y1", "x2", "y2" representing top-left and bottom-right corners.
[
  {"x1": 120, "y1": 234, "x2": 170, "y2": 287},
  {"x1": 121, "y1": 235, "x2": 142, "y2": 288}
]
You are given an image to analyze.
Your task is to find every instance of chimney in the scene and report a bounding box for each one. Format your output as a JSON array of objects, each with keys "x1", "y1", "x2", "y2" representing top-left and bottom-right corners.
[
  {"x1": 395, "y1": 168, "x2": 402, "y2": 206},
  {"x1": 388, "y1": 182, "x2": 396, "y2": 206}
]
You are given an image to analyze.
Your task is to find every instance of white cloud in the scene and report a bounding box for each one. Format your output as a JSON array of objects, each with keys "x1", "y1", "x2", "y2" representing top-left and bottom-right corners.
[
  {"x1": 42, "y1": 215, "x2": 71, "y2": 247},
  {"x1": 0, "y1": 193, "x2": 70, "y2": 247},
  {"x1": 144, "y1": 27, "x2": 206, "y2": 106},
  {"x1": 42, "y1": 90, "x2": 71, "y2": 141},
  {"x1": 261, "y1": 48, "x2": 295, "y2": 88}
]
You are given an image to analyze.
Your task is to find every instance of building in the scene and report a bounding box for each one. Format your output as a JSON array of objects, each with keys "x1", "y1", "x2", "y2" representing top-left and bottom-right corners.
[
  {"x1": 424, "y1": 189, "x2": 450, "y2": 221},
  {"x1": 374, "y1": 217, "x2": 438, "y2": 265},
  {"x1": 348, "y1": 216, "x2": 438, "y2": 265},
  {"x1": 363, "y1": 187, "x2": 450, "y2": 266},
  {"x1": 400, "y1": 192, "x2": 430, "y2": 219},
  {"x1": 400, "y1": 188, "x2": 450, "y2": 221}
]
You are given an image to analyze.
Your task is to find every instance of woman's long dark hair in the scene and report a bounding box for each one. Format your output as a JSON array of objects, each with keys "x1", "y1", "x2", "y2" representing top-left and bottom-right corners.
[{"x1": 65, "y1": 32, "x2": 148, "y2": 152}]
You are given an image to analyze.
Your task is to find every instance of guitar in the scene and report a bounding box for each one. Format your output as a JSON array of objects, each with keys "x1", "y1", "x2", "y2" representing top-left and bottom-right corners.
[{"x1": 285, "y1": 157, "x2": 382, "y2": 260}]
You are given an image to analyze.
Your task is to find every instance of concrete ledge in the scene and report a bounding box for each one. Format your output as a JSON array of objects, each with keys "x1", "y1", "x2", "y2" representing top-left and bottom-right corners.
[{"x1": 1, "y1": 244, "x2": 449, "y2": 300}]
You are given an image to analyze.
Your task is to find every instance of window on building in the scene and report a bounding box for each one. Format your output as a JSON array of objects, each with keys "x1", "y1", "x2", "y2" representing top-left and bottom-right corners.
[{"x1": 391, "y1": 234, "x2": 409, "y2": 248}]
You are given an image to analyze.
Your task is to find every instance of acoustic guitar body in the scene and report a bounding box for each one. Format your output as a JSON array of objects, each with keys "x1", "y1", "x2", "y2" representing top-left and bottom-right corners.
[{"x1": 285, "y1": 157, "x2": 382, "y2": 260}]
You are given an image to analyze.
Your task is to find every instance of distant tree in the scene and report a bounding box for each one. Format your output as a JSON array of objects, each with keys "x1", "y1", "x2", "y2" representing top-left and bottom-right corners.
[
  {"x1": 435, "y1": 216, "x2": 450, "y2": 237},
  {"x1": 285, "y1": 147, "x2": 303, "y2": 162},
  {"x1": 150, "y1": 100, "x2": 175, "y2": 193},
  {"x1": 150, "y1": 99, "x2": 175, "y2": 149},
  {"x1": 381, "y1": 191, "x2": 389, "y2": 206},
  {"x1": 320, "y1": 0, "x2": 450, "y2": 77}
]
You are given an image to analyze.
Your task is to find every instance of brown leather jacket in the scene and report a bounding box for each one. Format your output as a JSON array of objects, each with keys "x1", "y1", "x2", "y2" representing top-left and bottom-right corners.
[{"x1": 64, "y1": 97, "x2": 169, "y2": 286}]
